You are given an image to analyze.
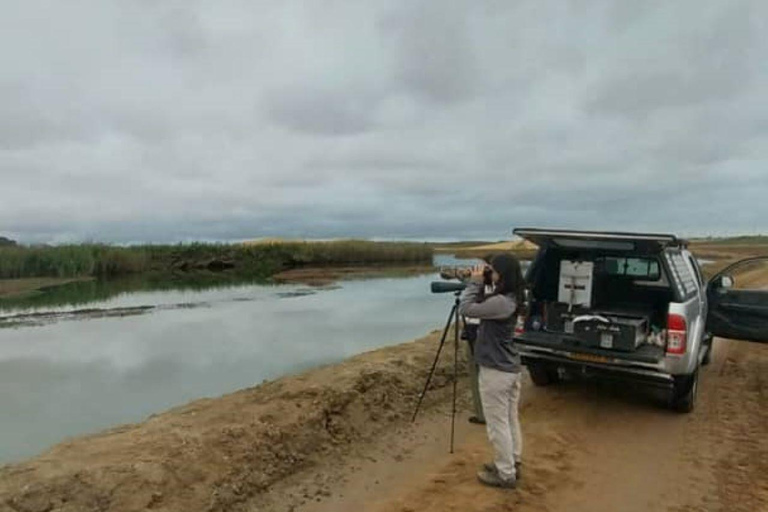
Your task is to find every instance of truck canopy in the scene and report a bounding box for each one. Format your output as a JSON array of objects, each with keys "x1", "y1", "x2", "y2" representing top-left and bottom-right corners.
[{"x1": 513, "y1": 228, "x2": 684, "y2": 254}]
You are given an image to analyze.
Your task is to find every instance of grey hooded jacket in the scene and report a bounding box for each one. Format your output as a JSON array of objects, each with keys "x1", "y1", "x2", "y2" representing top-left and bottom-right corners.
[{"x1": 458, "y1": 282, "x2": 521, "y2": 373}]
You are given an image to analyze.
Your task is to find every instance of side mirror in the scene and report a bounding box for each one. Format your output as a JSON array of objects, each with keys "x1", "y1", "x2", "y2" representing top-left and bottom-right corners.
[{"x1": 719, "y1": 275, "x2": 734, "y2": 289}]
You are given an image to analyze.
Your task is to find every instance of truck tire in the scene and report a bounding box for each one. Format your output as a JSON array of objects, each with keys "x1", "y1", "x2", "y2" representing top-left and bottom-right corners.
[
  {"x1": 670, "y1": 370, "x2": 699, "y2": 413},
  {"x1": 528, "y1": 363, "x2": 559, "y2": 386}
]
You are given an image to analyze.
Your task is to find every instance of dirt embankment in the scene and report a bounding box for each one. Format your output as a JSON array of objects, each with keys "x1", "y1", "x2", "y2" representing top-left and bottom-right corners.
[{"x1": 0, "y1": 330, "x2": 465, "y2": 512}]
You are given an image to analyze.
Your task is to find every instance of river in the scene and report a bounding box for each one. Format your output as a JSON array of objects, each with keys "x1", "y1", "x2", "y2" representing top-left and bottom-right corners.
[{"x1": 0, "y1": 255, "x2": 505, "y2": 464}]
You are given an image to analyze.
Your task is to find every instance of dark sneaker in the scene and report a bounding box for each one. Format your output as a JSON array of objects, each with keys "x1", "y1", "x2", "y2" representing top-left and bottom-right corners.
[
  {"x1": 477, "y1": 469, "x2": 517, "y2": 489},
  {"x1": 482, "y1": 462, "x2": 521, "y2": 480},
  {"x1": 468, "y1": 416, "x2": 486, "y2": 425}
]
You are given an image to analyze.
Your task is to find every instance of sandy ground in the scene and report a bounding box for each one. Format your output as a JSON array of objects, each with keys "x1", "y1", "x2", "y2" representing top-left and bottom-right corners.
[{"x1": 283, "y1": 336, "x2": 768, "y2": 512}]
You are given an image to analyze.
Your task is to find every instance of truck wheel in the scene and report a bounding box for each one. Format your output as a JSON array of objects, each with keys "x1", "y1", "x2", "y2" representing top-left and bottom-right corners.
[
  {"x1": 670, "y1": 371, "x2": 699, "y2": 413},
  {"x1": 528, "y1": 363, "x2": 559, "y2": 386}
]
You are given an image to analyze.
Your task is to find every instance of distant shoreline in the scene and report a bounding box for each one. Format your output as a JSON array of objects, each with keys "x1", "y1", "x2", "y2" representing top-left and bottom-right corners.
[{"x1": 0, "y1": 240, "x2": 434, "y2": 301}]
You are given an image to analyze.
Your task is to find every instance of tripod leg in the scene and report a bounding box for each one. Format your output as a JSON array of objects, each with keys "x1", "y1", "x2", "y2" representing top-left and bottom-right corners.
[
  {"x1": 412, "y1": 302, "x2": 457, "y2": 423},
  {"x1": 450, "y1": 298, "x2": 460, "y2": 453}
]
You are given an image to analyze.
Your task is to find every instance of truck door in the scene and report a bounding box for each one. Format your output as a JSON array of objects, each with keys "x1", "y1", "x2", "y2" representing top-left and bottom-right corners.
[{"x1": 706, "y1": 257, "x2": 768, "y2": 343}]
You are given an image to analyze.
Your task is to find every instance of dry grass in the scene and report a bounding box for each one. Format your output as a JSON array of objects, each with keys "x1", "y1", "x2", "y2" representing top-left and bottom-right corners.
[
  {"x1": 456, "y1": 240, "x2": 538, "y2": 252},
  {"x1": 689, "y1": 241, "x2": 768, "y2": 261},
  {"x1": 437, "y1": 239, "x2": 539, "y2": 259}
]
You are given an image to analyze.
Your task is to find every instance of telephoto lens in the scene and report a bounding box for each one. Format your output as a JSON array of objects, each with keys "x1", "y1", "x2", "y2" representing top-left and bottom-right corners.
[
  {"x1": 431, "y1": 281, "x2": 467, "y2": 294},
  {"x1": 438, "y1": 267, "x2": 473, "y2": 280}
]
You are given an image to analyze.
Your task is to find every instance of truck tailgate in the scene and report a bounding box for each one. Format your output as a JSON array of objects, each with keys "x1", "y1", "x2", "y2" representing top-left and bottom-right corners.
[{"x1": 515, "y1": 331, "x2": 665, "y2": 364}]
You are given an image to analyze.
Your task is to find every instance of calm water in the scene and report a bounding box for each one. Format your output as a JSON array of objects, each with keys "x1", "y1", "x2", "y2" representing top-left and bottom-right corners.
[{"x1": 0, "y1": 255, "x2": 505, "y2": 464}]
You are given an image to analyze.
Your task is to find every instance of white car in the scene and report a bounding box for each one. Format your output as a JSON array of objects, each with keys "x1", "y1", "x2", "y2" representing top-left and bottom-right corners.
[{"x1": 512, "y1": 228, "x2": 768, "y2": 412}]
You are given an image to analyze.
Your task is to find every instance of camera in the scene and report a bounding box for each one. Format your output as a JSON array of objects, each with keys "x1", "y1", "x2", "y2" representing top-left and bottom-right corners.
[
  {"x1": 432, "y1": 265, "x2": 493, "y2": 294},
  {"x1": 438, "y1": 266, "x2": 493, "y2": 284}
]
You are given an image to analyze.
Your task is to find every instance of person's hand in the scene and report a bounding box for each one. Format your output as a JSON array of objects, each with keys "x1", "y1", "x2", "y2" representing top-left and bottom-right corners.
[{"x1": 469, "y1": 264, "x2": 487, "y2": 282}]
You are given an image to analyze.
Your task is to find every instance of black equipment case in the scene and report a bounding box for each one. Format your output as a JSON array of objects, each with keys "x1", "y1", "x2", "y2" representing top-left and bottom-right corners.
[{"x1": 572, "y1": 315, "x2": 648, "y2": 351}]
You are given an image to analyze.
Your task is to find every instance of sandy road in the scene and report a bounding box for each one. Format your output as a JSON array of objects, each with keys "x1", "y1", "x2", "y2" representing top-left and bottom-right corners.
[{"x1": 288, "y1": 337, "x2": 767, "y2": 512}]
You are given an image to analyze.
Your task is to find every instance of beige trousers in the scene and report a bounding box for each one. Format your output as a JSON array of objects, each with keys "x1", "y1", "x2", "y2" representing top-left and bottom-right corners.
[{"x1": 478, "y1": 365, "x2": 523, "y2": 480}]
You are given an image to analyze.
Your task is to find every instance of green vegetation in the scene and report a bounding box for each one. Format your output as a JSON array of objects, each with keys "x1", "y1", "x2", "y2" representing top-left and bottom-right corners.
[
  {"x1": 0, "y1": 245, "x2": 150, "y2": 279},
  {"x1": 0, "y1": 241, "x2": 433, "y2": 281}
]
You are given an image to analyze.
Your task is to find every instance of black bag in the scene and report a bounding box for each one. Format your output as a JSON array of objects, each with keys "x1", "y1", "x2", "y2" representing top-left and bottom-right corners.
[{"x1": 461, "y1": 320, "x2": 479, "y2": 343}]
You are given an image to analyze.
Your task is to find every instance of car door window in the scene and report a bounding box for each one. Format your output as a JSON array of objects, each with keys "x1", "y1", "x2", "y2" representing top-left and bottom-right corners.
[{"x1": 707, "y1": 257, "x2": 768, "y2": 343}]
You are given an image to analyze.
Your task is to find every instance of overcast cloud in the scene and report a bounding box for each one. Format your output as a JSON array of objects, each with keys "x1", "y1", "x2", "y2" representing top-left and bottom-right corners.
[{"x1": 1, "y1": 0, "x2": 767, "y2": 244}]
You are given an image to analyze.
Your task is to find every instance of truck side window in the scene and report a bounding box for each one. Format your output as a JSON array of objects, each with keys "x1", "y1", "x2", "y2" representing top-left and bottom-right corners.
[
  {"x1": 688, "y1": 256, "x2": 703, "y2": 287},
  {"x1": 666, "y1": 252, "x2": 697, "y2": 299}
]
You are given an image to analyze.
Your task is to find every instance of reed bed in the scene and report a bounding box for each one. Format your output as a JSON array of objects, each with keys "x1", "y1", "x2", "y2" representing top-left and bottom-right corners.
[{"x1": 0, "y1": 241, "x2": 433, "y2": 280}]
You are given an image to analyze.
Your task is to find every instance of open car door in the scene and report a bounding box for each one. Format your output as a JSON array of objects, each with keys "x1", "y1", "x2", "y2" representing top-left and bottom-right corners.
[{"x1": 707, "y1": 256, "x2": 768, "y2": 343}]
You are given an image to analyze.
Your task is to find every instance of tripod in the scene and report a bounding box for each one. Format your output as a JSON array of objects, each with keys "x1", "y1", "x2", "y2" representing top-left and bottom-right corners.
[{"x1": 411, "y1": 290, "x2": 462, "y2": 453}]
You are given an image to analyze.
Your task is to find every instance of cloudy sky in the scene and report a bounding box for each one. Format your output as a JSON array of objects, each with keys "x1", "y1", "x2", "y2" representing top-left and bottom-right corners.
[{"x1": 1, "y1": 1, "x2": 766, "y2": 244}]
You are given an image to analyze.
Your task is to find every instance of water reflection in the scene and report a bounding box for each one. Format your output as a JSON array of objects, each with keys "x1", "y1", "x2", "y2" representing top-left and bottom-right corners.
[{"x1": 0, "y1": 275, "x2": 272, "y2": 313}]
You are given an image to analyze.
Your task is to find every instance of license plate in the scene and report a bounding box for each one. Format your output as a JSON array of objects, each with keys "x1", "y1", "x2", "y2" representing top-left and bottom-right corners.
[
  {"x1": 568, "y1": 352, "x2": 611, "y2": 364},
  {"x1": 600, "y1": 333, "x2": 614, "y2": 349}
]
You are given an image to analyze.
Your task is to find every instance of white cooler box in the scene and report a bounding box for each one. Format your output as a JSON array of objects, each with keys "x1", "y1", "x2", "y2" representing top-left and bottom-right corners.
[{"x1": 558, "y1": 260, "x2": 594, "y2": 308}]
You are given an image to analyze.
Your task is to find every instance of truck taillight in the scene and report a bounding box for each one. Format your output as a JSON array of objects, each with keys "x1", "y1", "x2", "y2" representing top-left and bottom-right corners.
[
  {"x1": 515, "y1": 315, "x2": 526, "y2": 336},
  {"x1": 666, "y1": 313, "x2": 687, "y2": 355}
]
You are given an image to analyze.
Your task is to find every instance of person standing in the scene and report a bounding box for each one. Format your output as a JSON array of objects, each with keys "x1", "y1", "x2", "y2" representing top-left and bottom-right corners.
[{"x1": 458, "y1": 254, "x2": 525, "y2": 489}]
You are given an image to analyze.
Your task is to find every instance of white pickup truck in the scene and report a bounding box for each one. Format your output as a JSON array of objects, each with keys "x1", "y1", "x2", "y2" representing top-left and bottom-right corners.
[{"x1": 512, "y1": 228, "x2": 768, "y2": 412}]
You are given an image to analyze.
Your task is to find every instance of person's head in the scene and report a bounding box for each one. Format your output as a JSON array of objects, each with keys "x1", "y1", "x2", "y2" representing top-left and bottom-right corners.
[{"x1": 488, "y1": 253, "x2": 525, "y2": 303}]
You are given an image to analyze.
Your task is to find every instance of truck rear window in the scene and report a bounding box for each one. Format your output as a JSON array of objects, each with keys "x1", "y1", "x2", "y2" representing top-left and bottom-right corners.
[{"x1": 598, "y1": 257, "x2": 660, "y2": 280}]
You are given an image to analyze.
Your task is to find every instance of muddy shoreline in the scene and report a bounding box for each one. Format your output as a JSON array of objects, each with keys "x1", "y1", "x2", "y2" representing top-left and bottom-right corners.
[
  {"x1": 0, "y1": 277, "x2": 93, "y2": 300},
  {"x1": 271, "y1": 265, "x2": 434, "y2": 286}
]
